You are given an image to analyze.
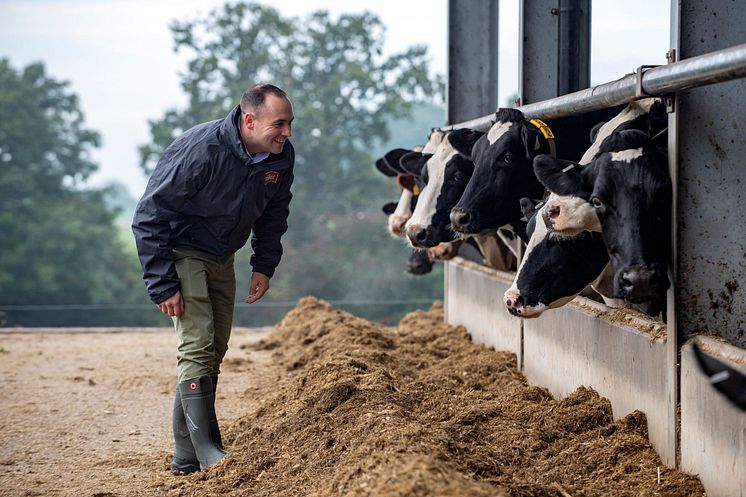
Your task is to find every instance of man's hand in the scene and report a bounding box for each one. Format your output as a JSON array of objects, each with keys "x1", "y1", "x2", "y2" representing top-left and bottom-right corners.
[
  {"x1": 159, "y1": 291, "x2": 184, "y2": 317},
  {"x1": 245, "y1": 272, "x2": 270, "y2": 304}
]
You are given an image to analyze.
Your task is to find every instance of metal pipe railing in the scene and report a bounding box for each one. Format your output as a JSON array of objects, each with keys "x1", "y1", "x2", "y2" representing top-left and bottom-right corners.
[{"x1": 445, "y1": 43, "x2": 746, "y2": 131}]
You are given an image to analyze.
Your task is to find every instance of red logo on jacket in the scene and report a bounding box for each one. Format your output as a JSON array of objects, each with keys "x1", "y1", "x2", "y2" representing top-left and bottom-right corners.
[{"x1": 264, "y1": 171, "x2": 279, "y2": 185}]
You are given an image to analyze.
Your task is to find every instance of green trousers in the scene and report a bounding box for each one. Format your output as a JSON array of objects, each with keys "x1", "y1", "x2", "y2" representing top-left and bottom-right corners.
[{"x1": 172, "y1": 246, "x2": 236, "y2": 383}]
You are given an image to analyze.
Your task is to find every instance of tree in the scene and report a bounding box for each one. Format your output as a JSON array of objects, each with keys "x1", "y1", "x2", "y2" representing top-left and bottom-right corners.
[
  {"x1": 0, "y1": 59, "x2": 153, "y2": 325},
  {"x1": 140, "y1": 3, "x2": 446, "y2": 320}
]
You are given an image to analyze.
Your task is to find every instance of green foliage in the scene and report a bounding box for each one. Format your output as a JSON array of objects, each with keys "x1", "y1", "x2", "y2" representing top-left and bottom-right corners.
[
  {"x1": 0, "y1": 59, "x2": 155, "y2": 325},
  {"x1": 140, "y1": 3, "x2": 447, "y2": 320}
]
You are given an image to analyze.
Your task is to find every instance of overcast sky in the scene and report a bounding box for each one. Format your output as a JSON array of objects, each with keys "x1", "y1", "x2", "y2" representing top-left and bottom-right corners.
[{"x1": 0, "y1": 1, "x2": 669, "y2": 198}]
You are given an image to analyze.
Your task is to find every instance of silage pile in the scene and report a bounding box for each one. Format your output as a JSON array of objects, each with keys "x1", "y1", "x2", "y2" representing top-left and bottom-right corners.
[{"x1": 169, "y1": 297, "x2": 703, "y2": 497}]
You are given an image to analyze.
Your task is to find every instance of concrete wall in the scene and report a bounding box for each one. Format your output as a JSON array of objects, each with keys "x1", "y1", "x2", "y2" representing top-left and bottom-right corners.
[
  {"x1": 444, "y1": 257, "x2": 522, "y2": 367},
  {"x1": 445, "y1": 257, "x2": 745, "y2": 484},
  {"x1": 681, "y1": 337, "x2": 746, "y2": 497},
  {"x1": 522, "y1": 298, "x2": 675, "y2": 466}
]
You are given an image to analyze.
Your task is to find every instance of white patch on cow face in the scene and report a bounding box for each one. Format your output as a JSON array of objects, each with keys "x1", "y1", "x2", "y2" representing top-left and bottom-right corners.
[
  {"x1": 487, "y1": 121, "x2": 515, "y2": 145},
  {"x1": 405, "y1": 137, "x2": 458, "y2": 234},
  {"x1": 504, "y1": 206, "x2": 549, "y2": 314},
  {"x1": 579, "y1": 98, "x2": 656, "y2": 165},
  {"x1": 388, "y1": 189, "x2": 413, "y2": 237},
  {"x1": 422, "y1": 129, "x2": 445, "y2": 154},
  {"x1": 610, "y1": 147, "x2": 643, "y2": 163},
  {"x1": 543, "y1": 192, "x2": 602, "y2": 235}
]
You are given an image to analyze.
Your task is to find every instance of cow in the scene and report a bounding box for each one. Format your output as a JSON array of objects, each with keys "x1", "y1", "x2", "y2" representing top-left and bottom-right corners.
[
  {"x1": 534, "y1": 128, "x2": 671, "y2": 303},
  {"x1": 402, "y1": 128, "x2": 485, "y2": 248},
  {"x1": 503, "y1": 197, "x2": 610, "y2": 317},
  {"x1": 449, "y1": 106, "x2": 623, "y2": 239},
  {"x1": 375, "y1": 131, "x2": 464, "y2": 275},
  {"x1": 504, "y1": 99, "x2": 668, "y2": 317}
]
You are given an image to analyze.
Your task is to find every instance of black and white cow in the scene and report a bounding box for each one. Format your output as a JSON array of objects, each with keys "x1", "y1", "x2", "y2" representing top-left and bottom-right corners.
[
  {"x1": 504, "y1": 99, "x2": 668, "y2": 317},
  {"x1": 503, "y1": 197, "x2": 611, "y2": 317},
  {"x1": 449, "y1": 107, "x2": 623, "y2": 238},
  {"x1": 402, "y1": 128, "x2": 485, "y2": 248},
  {"x1": 534, "y1": 128, "x2": 671, "y2": 303}
]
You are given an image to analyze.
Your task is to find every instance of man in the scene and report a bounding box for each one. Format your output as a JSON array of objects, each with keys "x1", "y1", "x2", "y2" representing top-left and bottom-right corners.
[{"x1": 132, "y1": 84, "x2": 294, "y2": 474}]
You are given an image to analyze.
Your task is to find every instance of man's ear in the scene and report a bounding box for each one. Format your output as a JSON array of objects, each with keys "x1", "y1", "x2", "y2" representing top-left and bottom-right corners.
[
  {"x1": 243, "y1": 112, "x2": 255, "y2": 129},
  {"x1": 533, "y1": 155, "x2": 587, "y2": 196},
  {"x1": 399, "y1": 152, "x2": 431, "y2": 178},
  {"x1": 448, "y1": 128, "x2": 485, "y2": 156}
]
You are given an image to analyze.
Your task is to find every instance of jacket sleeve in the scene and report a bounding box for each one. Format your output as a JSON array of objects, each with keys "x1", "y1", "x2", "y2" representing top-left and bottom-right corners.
[
  {"x1": 131, "y1": 145, "x2": 205, "y2": 304},
  {"x1": 250, "y1": 166, "x2": 294, "y2": 278}
]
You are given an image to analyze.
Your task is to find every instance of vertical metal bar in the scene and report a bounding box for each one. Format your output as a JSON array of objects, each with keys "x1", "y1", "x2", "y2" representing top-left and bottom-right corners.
[
  {"x1": 675, "y1": 1, "x2": 746, "y2": 348},
  {"x1": 666, "y1": 0, "x2": 681, "y2": 468},
  {"x1": 557, "y1": 0, "x2": 591, "y2": 95},
  {"x1": 519, "y1": 0, "x2": 559, "y2": 104},
  {"x1": 447, "y1": 0, "x2": 499, "y2": 123}
]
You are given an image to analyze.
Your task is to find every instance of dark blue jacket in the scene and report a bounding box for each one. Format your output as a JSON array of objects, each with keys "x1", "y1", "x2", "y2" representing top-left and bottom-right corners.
[{"x1": 132, "y1": 106, "x2": 294, "y2": 304}]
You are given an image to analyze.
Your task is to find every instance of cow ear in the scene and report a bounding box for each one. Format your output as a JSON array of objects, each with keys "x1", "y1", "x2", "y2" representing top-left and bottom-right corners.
[
  {"x1": 533, "y1": 155, "x2": 586, "y2": 196},
  {"x1": 383, "y1": 148, "x2": 412, "y2": 175},
  {"x1": 648, "y1": 99, "x2": 668, "y2": 138},
  {"x1": 599, "y1": 129, "x2": 651, "y2": 154},
  {"x1": 382, "y1": 202, "x2": 398, "y2": 215},
  {"x1": 375, "y1": 158, "x2": 398, "y2": 177},
  {"x1": 399, "y1": 152, "x2": 431, "y2": 178},
  {"x1": 590, "y1": 121, "x2": 606, "y2": 144},
  {"x1": 448, "y1": 128, "x2": 485, "y2": 156},
  {"x1": 520, "y1": 124, "x2": 542, "y2": 159},
  {"x1": 397, "y1": 174, "x2": 417, "y2": 192}
]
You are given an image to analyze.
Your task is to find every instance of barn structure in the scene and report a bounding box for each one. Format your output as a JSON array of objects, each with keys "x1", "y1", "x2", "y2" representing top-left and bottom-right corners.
[{"x1": 438, "y1": 2, "x2": 745, "y2": 496}]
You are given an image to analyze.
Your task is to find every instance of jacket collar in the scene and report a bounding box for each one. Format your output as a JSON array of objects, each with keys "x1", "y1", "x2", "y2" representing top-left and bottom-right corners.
[{"x1": 220, "y1": 106, "x2": 253, "y2": 164}]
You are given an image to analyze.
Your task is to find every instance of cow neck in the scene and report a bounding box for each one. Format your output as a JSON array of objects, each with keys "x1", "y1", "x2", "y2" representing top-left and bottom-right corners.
[{"x1": 529, "y1": 118, "x2": 557, "y2": 158}]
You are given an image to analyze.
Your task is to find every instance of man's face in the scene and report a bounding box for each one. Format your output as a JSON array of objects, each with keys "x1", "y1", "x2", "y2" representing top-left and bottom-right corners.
[{"x1": 244, "y1": 94, "x2": 294, "y2": 155}]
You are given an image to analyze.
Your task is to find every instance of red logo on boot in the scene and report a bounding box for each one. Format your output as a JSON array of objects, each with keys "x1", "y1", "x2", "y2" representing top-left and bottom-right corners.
[{"x1": 190, "y1": 382, "x2": 197, "y2": 390}]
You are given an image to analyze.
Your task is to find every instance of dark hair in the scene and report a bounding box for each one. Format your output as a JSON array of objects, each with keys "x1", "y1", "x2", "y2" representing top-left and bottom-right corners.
[{"x1": 240, "y1": 84, "x2": 289, "y2": 115}]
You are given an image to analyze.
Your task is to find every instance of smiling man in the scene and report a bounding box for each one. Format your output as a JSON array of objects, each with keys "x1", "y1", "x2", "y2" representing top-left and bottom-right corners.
[{"x1": 132, "y1": 84, "x2": 294, "y2": 474}]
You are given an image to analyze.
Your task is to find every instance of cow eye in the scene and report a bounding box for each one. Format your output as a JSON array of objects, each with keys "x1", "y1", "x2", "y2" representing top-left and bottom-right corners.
[
  {"x1": 452, "y1": 171, "x2": 465, "y2": 182},
  {"x1": 503, "y1": 153, "x2": 512, "y2": 164},
  {"x1": 591, "y1": 197, "x2": 604, "y2": 209}
]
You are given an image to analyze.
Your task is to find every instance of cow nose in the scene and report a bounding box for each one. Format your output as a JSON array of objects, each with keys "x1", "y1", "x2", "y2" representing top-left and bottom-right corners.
[
  {"x1": 617, "y1": 265, "x2": 659, "y2": 301},
  {"x1": 388, "y1": 216, "x2": 408, "y2": 237},
  {"x1": 542, "y1": 205, "x2": 560, "y2": 229},
  {"x1": 406, "y1": 225, "x2": 430, "y2": 248},
  {"x1": 450, "y1": 208, "x2": 470, "y2": 232}
]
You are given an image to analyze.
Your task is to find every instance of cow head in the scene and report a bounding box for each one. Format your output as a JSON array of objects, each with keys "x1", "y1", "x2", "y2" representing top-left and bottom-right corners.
[
  {"x1": 504, "y1": 198, "x2": 610, "y2": 318},
  {"x1": 406, "y1": 248, "x2": 433, "y2": 275},
  {"x1": 449, "y1": 109, "x2": 550, "y2": 235},
  {"x1": 404, "y1": 128, "x2": 484, "y2": 248},
  {"x1": 534, "y1": 129, "x2": 671, "y2": 303}
]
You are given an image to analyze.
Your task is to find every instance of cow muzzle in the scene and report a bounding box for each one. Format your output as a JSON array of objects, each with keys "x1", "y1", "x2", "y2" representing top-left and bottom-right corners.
[
  {"x1": 388, "y1": 215, "x2": 409, "y2": 238},
  {"x1": 449, "y1": 208, "x2": 473, "y2": 234},
  {"x1": 615, "y1": 264, "x2": 669, "y2": 302},
  {"x1": 504, "y1": 290, "x2": 545, "y2": 318},
  {"x1": 406, "y1": 224, "x2": 436, "y2": 248}
]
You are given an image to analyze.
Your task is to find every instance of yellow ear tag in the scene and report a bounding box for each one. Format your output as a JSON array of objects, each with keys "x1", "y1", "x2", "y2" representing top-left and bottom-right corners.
[
  {"x1": 413, "y1": 184, "x2": 420, "y2": 196},
  {"x1": 530, "y1": 119, "x2": 555, "y2": 140}
]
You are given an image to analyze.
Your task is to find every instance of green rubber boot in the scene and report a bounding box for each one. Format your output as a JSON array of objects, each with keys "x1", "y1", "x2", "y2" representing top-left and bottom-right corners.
[
  {"x1": 210, "y1": 375, "x2": 224, "y2": 450},
  {"x1": 169, "y1": 388, "x2": 199, "y2": 475},
  {"x1": 179, "y1": 376, "x2": 227, "y2": 470}
]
